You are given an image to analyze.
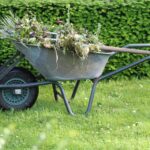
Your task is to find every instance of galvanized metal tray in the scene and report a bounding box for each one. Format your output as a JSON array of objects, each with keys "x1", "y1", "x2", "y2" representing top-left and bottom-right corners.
[{"x1": 14, "y1": 41, "x2": 114, "y2": 81}]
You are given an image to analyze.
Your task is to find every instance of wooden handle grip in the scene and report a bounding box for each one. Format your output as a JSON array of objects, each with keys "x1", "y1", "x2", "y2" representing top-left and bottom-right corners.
[{"x1": 101, "y1": 46, "x2": 150, "y2": 55}]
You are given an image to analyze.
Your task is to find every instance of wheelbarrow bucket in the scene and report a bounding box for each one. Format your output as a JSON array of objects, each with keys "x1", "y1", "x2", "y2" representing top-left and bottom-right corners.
[{"x1": 13, "y1": 41, "x2": 114, "y2": 81}]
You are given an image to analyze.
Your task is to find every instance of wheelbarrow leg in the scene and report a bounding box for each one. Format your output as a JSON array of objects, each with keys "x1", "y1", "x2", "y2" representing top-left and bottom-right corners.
[
  {"x1": 71, "y1": 80, "x2": 80, "y2": 100},
  {"x1": 55, "y1": 82, "x2": 74, "y2": 115},
  {"x1": 85, "y1": 80, "x2": 98, "y2": 114},
  {"x1": 52, "y1": 84, "x2": 58, "y2": 101}
]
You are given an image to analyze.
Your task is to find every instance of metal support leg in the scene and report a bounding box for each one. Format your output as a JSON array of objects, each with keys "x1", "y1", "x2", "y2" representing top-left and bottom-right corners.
[
  {"x1": 85, "y1": 80, "x2": 98, "y2": 114},
  {"x1": 55, "y1": 82, "x2": 74, "y2": 115},
  {"x1": 84, "y1": 56, "x2": 150, "y2": 114},
  {"x1": 52, "y1": 84, "x2": 58, "y2": 101},
  {"x1": 71, "y1": 80, "x2": 80, "y2": 100}
]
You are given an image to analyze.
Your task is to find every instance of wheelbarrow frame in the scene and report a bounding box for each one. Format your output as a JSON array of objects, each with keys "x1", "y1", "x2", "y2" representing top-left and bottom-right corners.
[{"x1": 0, "y1": 43, "x2": 150, "y2": 115}]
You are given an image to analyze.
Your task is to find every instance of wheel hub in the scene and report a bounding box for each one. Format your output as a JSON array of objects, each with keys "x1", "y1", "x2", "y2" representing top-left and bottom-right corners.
[{"x1": 13, "y1": 89, "x2": 22, "y2": 95}]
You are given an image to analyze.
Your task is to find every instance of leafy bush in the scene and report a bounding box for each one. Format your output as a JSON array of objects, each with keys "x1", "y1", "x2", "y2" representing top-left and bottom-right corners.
[{"x1": 0, "y1": 0, "x2": 150, "y2": 78}]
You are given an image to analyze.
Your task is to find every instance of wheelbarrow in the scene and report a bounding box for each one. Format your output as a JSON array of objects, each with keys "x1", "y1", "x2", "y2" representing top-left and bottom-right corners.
[{"x1": 0, "y1": 41, "x2": 150, "y2": 115}]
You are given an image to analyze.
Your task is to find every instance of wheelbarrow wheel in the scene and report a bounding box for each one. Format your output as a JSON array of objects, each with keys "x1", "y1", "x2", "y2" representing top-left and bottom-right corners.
[{"x1": 0, "y1": 67, "x2": 39, "y2": 110}]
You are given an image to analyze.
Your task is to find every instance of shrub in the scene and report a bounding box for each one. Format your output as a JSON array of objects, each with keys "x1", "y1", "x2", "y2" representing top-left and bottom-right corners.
[{"x1": 0, "y1": 0, "x2": 150, "y2": 79}]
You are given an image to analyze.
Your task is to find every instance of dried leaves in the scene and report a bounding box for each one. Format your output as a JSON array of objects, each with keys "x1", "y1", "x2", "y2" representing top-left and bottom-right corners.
[
  {"x1": 57, "y1": 23, "x2": 103, "y2": 59},
  {"x1": 0, "y1": 13, "x2": 103, "y2": 59}
]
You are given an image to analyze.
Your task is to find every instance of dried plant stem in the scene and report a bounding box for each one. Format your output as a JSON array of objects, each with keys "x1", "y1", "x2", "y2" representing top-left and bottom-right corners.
[{"x1": 66, "y1": 4, "x2": 70, "y2": 24}]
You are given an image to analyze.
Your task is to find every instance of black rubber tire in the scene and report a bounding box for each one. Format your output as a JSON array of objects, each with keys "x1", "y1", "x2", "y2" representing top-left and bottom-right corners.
[{"x1": 0, "y1": 67, "x2": 39, "y2": 110}]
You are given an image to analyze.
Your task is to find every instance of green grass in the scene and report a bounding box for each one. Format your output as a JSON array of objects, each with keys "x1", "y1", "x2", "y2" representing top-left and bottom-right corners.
[{"x1": 0, "y1": 79, "x2": 150, "y2": 150}]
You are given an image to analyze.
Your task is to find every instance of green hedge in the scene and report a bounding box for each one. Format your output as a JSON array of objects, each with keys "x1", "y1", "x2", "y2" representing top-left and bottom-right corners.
[{"x1": 0, "y1": 0, "x2": 150, "y2": 79}]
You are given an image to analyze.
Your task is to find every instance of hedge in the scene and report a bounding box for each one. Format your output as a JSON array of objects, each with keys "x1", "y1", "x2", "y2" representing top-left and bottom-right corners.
[{"x1": 0, "y1": 0, "x2": 150, "y2": 79}]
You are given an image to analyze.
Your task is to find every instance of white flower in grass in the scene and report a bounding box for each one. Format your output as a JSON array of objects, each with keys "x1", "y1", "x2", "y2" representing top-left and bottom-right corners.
[
  {"x1": 132, "y1": 110, "x2": 136, "y2": 113},
  {"x1": 132, "y1": 124, "x2": 136, "y2": 127},
  {"x1": 139, "y1": 84, "x2": 143, "y2": 88},
  {"x1": 46, "y1": 123, "x2": 51, "y2": 130},
  {"x1": 4, "y1": 128, "x2": 11, "y2": 136},
  {"x1": 39, "y1": 132, "x2": 46, "y2": 141},
  {"x1": 32, "y1": 145, "x2": 38, "y2": 150},
  {"x1": 127, "y1": 126, "x2": 130, "y2": 129},
  {"x1": 84, "y1": 97, "x2": 88, "y2": 100},
  {"x1": 0, "y1": 138, "x2": 5, "y2": 149}
]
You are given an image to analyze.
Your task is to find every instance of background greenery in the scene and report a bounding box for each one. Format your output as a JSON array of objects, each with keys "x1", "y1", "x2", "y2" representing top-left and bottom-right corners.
[{"x1": 0, "y1": 0, "x2": 150, "y2": 79}]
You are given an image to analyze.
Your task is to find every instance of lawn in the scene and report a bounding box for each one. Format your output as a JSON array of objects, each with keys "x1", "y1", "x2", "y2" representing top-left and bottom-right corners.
[{"x1": 0, "y1": 79, "x2": 150, "y2": 150}]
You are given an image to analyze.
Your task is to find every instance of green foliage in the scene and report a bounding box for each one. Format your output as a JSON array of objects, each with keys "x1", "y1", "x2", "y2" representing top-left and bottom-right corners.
[{"x1": 0, "y1": 0, "x2": 150, "y2": 78}]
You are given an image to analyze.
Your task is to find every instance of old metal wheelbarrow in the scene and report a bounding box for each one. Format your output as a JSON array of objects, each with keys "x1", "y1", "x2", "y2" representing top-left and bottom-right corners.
[{"x1": 0, "y1": 41, "x2": 150, "y2": 115}]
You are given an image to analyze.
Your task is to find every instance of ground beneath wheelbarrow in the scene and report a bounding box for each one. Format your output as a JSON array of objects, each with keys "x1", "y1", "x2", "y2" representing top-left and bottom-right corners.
[{"x1": 0, "y1": 79, "x2": 149, "y2": 149}]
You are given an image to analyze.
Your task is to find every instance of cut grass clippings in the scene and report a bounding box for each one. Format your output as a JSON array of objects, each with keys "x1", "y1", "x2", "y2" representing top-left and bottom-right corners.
[{"x1": 0, "y1": 79, "x2": 150, "y2": 150}]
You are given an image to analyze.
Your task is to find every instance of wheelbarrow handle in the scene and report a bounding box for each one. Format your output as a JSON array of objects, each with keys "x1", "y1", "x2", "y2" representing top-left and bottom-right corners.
[{"x1": 101, "y1": 45, "x2": 150, "y2": 55}]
